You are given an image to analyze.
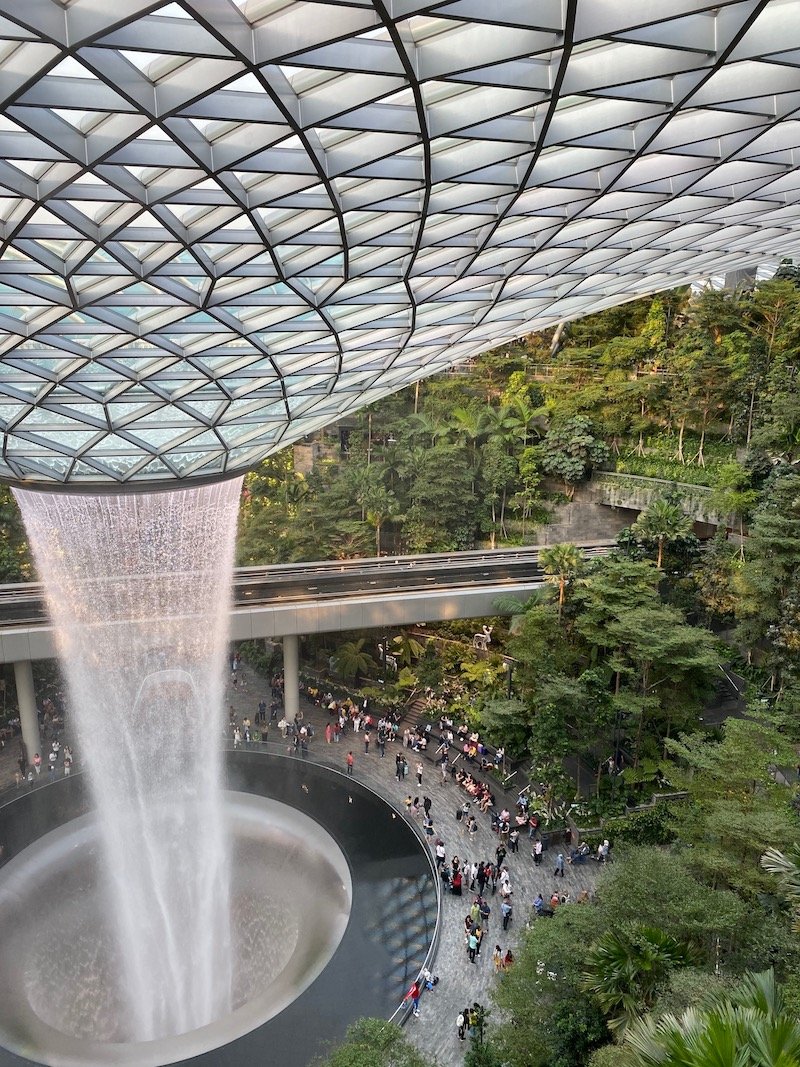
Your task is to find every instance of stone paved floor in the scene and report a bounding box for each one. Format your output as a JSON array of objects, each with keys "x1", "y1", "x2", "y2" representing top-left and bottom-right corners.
[
  {"x1": 224, "y1": 665, "x2": 602, "y2": 1067},
  {"x1": 0, "y1": 662, "x2": 601, "y2": 1066}
]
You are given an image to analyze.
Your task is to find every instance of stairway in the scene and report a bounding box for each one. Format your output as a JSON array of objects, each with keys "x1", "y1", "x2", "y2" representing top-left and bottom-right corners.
[{"x1": 402, "y1": 694, "x2": 428, "y2": 730}]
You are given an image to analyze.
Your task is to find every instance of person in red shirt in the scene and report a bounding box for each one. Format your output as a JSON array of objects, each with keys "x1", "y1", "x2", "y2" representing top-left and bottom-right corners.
[
  {"x1": 346, "y1": 751, "x2": 354, "y2": 776},
  {"x1": 403, "y1": 980, "x2": 422, "y2": 1017}
]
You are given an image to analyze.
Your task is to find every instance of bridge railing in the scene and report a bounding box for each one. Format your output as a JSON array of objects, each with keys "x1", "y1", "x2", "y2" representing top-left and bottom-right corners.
[{"x1": 593, "y1": 471, "x2": 731, "y2": 526}]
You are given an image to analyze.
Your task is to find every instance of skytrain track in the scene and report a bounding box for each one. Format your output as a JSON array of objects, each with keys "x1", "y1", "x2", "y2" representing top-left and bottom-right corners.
[{"x1": 0, "y1": 544, "x2": 614, "y2": 628}]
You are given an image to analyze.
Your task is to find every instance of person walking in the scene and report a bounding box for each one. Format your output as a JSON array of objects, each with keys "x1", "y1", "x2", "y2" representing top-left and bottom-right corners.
[
  {"x1": 533, "y1": 838, "x2": 543, "y2": 866},
  {"x1": 469, "y1": 860, "x2": 479, "y2": 891},
  {"x1": 554, "y1": 852, "x2": 565, "y2": 877},
  {"x1": 416, "y1": 761, "x2": 423, "y2": 786},
  {"x1": 457, "y1": 1010, "x2": 467, "y2": 1041},
  {"x1": 403, "y1": 979, "x2": 422, "y2": 1017},
  {"x1": 423, "y1": 795, "x2": 432, "y2": 817},
  {"x1": 476, "y1": 862, "x2": 488, "y2": 896},
  {"x1": 501, "y1": 898, "x2": 513, "y2": 931},
  {"x1": 492, "y1": 944, "x2": 503, "y2": 973},
  {"x1": 346, "y1": 751, "x2": 354, "y2": 776}
]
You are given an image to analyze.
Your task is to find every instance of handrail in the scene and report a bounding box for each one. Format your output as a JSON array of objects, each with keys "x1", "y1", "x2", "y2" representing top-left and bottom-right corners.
[{"x1": 594, "y1": 471, "x2": 714, "y2": 493}]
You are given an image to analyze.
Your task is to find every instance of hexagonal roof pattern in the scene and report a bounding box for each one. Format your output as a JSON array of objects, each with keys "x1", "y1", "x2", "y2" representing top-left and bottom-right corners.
[{"x1": 0, "y1": 0, "x2": 800, "y2": 485}]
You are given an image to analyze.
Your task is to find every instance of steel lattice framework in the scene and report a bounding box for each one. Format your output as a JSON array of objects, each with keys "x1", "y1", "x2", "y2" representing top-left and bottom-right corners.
[{"x1": 0, "y1": 0, "x2": 799, "y2": 485}]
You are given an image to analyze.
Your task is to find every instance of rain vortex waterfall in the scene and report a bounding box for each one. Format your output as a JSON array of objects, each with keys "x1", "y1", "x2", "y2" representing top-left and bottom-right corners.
[{"x1": 15, "y1": 480, "x2": 243, "y2": 1042}]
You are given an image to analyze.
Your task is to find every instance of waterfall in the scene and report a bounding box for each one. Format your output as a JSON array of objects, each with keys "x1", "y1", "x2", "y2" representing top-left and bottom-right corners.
[{"x1": 14, "y1": 479, "x2": 242, "y2": 1041}]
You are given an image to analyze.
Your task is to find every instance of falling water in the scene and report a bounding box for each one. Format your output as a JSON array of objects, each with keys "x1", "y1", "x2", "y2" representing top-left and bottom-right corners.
[{"x1": 14, "y1": 479, "x2": 243, "y2": 1042}]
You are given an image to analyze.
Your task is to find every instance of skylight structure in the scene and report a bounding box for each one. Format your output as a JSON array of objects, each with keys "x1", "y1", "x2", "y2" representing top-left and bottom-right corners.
[{"x1": 0, "y1": 0, "x2": 799, "y2": 485}]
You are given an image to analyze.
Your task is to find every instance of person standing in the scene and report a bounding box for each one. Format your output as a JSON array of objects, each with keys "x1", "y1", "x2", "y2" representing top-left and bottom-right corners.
[
  {"x1": 416, "y1": 761, "x2": 423, "y2": 786},
  {"x1": 346, "y1": 751, "x2": 354, "y2": 776},
  {"x1": 480, "y1": 898, "x2": 491, "y2": 929},
  {"x1": 554, "y1": 852, "x2": 565, "y2": 877},
  {"x1": 501, "y1": 898, "x2": 513, "y2": 930},
  {"x1": 395, "y1": 753, "x2": 404, "y2": 781},
  {"x1": 434, "y1": 840, "x2": 446, "y2": 871},
  {"x1": 474, "y1": 925, "x2": 483, "y2": 956},
  {"x1": 363, "y1": 729, "x2": 371, "y2": 754},
  {"x1": 467, "y1": 930, "x2": 478, "y2": 963},
  {"x1": 423, "y1": 796, "x2": 432, "y2": 818},
  {"x1": 468, "y1": 816, "x2": 479, "y2": 846},
  {"x1": 457, "y1": 1010, "x2": 466, "y2": 1041},
  {"x1": 533, "y1": 838, "x2": 543, "y2": 866},
  {"x1": 492, "y1": 944, "x2": 503, "y2": 973}
]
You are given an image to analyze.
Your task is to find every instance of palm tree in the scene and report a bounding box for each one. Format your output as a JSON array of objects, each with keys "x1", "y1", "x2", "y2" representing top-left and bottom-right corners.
[
  {"x1": 583, "y1": 927, "x2": 697, "y2": 1037},
  {"x1": 361, "y1": 484, "x2": 398, "y2": 555},
  {"x1": 631, "y1": 499, "x2": 693, "y2": 569},
  {"x1": 404, "y1": 412, "x2": 450, "y2": 447},
  {"x1": 509, "y1": 393, "x2": 546, "y2": 446},
  {"x1": 623, "y1": 969, "x2": 800, "y2": 1067},
  {"x1": 539, "y1": 542, "x2": 584, "y2": 620},
  {"x1": 450, "y1": 405, "x2": 490, "y2": 491},
  {"x1": 484, "y1": 403, "x2": 521, "y2": 450},
  {"x1": 332, "y1": 639, "x2": 376, "y2": 683},
  {"x1": 761, "y1": 845, "x2": 800, "y2": 932}
]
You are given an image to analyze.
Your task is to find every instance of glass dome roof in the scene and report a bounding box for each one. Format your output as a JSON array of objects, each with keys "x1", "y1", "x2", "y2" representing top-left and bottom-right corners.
[{"x1": 0, "y1": 0, "x2": 799, "y2": 484}]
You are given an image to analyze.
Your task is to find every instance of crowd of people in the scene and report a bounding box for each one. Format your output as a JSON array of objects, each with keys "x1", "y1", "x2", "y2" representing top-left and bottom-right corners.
[{"x1": 222, "y1": 659, "x2": 604, "y2": 1053}]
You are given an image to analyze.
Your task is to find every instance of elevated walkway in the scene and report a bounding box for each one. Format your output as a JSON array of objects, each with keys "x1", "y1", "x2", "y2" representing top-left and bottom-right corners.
[{"x1": 0, "y1": 544, "x2": 613, "y2": 664}]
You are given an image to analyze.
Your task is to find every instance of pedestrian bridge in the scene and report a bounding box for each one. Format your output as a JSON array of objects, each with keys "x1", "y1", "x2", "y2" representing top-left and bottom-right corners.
[{"x1": 0, "y1": 543, "x2": 612, "y2": 664}]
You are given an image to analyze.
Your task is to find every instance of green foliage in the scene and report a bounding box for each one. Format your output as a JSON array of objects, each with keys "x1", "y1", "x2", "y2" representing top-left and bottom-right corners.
[
  {"x1": 539, "y1": 542, "x2": 585, "y2": 616},
  {"x1": 583, "y1": 926, "x2": 698, "y2": 1036},
  {"x1": 615, "y1": 453, "x2": 722, "y2": 485},
  {"x1": 666, "y1": 711, "x2": 799, "y2": 902},
  {"x1": 464, "y1": 1042, "x2": 503, "y2": 1067},
  {"x1": 477, "y1": 698, "x2": 530, "y2": 756},
  {"x1": 538, "y1": 415, "x2": 610, "y2": 493},
  {"x1": 630, "y1": 499, "x2": 693, "y2": 568},
  {"x1": 404, "y1": 443, "x2": 477, "y2": 551},
  {"x1": 602, "y1": 804, "x2": 676, "y2": 847},
  {"x1": 332, "y1": 639, "x2": 376, "y2": 682},
  {"x1": 492, "y1": 905, "x2": 609, "y2": 1067},
  {"x1": 622, "y1": 970, "x2": 800, "y2": 1067},
  {"x1": 736, "y1": 472, "x2": 800, "y2": 681},
  {"x1": 761, "y1": 845, "x2": 800, "y2": 933},
  {"x1": 312, "y1": 1018, "x2": 435, "y2": 1067},
  {"x1": 593, "y1": 846, "x2": 747, "y2": 959},
  {"x1": 694, "y1": 530, "x2": 742, "y2": 622},
  {"x1": 0, "y1": 484, "x2": 31, "y2": 581}
]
